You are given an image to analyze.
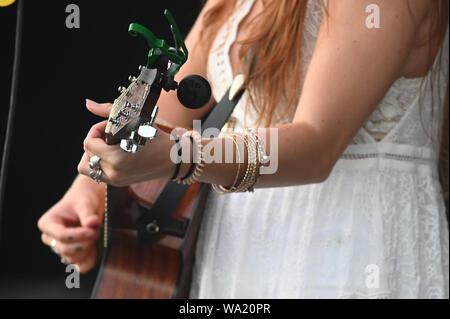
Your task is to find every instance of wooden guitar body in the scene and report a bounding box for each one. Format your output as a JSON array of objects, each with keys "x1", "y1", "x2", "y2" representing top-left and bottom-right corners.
[{"x1": 92, "y1": 181, "x2": 210, "y2": 298}]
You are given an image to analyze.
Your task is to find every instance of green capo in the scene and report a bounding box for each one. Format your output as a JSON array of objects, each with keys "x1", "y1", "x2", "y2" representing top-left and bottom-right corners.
[{"x1": 128, "y1": 9, "x2": 188, "y2": 76}]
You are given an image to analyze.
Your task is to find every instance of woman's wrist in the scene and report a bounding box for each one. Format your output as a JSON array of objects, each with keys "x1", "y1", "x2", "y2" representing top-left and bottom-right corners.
[
  {"x1": 72, "y1": 174, "x2": 105, "y2": 194},
  {"x1": 197, "y1": 131, "x2": 268, "y2": 192},
  {"x1": 166, "y1": 130, "x2": 194, "y2": 181},
  {"x1": 173, "y1": 130, "x2": 205, "y2": 185},
  {"x1": 196, "y1": 136, "x2": 245, "y2": 187},
  {"x1": 64, "y1": 174, "x2": 106, "y2": 208},
  {"x1": 162, "y1": 129, "x2": 263, "y2": 189},
  {"x1": 163, "y1": 128, "x2": 253, "y2": 188}
]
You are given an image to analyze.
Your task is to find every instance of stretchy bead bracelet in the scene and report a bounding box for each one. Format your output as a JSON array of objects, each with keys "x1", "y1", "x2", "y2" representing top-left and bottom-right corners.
[{"x1": 175, "y1": 130, "x2": 205, "y2": 185}]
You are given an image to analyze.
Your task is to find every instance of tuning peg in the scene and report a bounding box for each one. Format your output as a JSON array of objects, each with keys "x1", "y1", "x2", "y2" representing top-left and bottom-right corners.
[
  {"x1": 137, "y1": 124, "x2": 157, "y2": 141},
  {"x1": 118, "y1": 86, "x2": 126, "y2": 94},
  {"x1": 138, "y1": 65, "x2": 144, "y2": 71},
  {"x1": 131, "y1": 103, "x2": 140, "y2": 112},
  {"x1": 120, "y1": 138, "x2": 139, "y2": 154},
  {"x1": 119, "y1": 123, "x2": 158, "y2": 154},
  {"x1": 108, "y1": 118, "x2": 120, "y2": 127},
  {"x1": 117, "y1": 110, "x2": 130, "y2": 121},
  {"x1": 128, "y1": 75, "x2": 137, "y2": 82},
  {"x1": 120, "y1": 131, "x2": 141, "y2": 154}
]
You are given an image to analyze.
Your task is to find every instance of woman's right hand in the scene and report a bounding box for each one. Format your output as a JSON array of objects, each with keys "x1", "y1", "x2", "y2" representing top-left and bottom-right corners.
[{"x1": 38, "y1": 175, "x2": 105, "y2": 273}]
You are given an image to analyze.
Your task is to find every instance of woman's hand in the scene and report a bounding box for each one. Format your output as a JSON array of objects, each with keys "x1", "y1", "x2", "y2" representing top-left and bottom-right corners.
[
  {"x1": 38, "y1": 175, "x2": 104, "y2": 274},
  {"x1": 78, "y1": 100, "x2": 178, "y2": 187}
]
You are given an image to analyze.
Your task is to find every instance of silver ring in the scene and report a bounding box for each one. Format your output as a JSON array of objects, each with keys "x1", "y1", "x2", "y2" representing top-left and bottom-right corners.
[
  {"x1": 89, "y1": 155, "x2": 101, "y2": 170},
  {"x1": 89, "y1": 168, "x2": 103, "y2": 184},
  {"x1": 50, "y1": 238, "x2": 59, "y2": 255},
  {"x1": 89, "y1": 156, "x2": 103, "y2": 184}
]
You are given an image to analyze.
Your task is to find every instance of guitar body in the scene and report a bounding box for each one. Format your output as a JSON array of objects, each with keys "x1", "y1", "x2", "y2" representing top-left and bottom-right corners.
[{"x1": 92, "y1": 181, "x2": 210, "y2": 298}]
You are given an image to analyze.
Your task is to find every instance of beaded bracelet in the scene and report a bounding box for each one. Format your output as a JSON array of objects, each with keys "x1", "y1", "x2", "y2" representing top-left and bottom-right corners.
[
  {"x1": 175, "y1": 130, "x2": 205, "y2": 185},
  {"x1": 247, "y1": 128, "x2": 270, "y2": 167}
]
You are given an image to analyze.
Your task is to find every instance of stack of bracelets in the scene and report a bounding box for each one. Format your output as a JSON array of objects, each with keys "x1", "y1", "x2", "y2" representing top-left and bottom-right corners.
[{"x1": 170, "y1": 128, "x2": 269, "y2": 194}]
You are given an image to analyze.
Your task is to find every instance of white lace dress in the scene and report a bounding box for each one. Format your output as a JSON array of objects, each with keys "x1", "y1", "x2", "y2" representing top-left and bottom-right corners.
[{"x1": 189, "y1": 0, "x2": 449, "y2": 298}]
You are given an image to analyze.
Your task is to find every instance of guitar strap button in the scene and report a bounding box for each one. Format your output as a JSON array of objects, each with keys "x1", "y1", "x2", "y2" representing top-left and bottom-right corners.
[{"x1": 145, "y1": 220, "x2": 160, "y2": 234}]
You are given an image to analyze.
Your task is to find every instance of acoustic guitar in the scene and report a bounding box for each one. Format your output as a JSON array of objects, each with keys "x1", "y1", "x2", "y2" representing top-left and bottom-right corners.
[{"x1": 91, "y1": 11, "x2": 213, "y2": 299}]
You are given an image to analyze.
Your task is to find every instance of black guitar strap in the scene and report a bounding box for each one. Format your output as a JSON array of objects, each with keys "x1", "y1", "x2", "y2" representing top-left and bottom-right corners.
[{"x1": 136, "y1": 86, "x2": 245, "y2": 244}]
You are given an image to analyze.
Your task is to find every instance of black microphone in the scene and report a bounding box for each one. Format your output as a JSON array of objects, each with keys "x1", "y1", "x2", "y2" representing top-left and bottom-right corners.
[{"x1": 176, "y1": 75, "x2": 212, "y2": 109}]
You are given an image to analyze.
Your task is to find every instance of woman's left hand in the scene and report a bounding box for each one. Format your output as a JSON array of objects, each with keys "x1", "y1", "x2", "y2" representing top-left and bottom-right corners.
[{"x1": 78, "y1": 118, "x2": 177, "y2": 187}]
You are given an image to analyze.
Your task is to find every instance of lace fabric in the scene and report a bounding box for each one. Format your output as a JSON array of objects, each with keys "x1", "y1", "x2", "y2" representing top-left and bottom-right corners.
[{"x1": 191, "y1": 0, "x2": 449, "y2": 298}]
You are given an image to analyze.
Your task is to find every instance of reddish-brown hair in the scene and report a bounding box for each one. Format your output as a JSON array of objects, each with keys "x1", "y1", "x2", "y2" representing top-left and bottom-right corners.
[{"x1": 200, "y1": 0, "x2": 449, "y2": 199}]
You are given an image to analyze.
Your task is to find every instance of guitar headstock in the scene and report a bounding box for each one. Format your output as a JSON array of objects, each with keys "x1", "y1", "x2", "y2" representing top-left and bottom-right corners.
[
  {"x1": 104, "y1": 10, "x2": 211, "y2": 153},
  {"x1": 106, "y1": 73, "x2": 152, "y2": 138},
  {"x1": 105, "y1": 10, "x2": 186, "y2": 153},
  {"x1": 105, "y1": 58, "x2": 168, "y2": 153}
]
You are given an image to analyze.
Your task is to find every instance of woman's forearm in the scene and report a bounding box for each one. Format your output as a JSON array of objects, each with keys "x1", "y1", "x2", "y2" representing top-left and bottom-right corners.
[
  {"x1": 78, "y1": 119, "x2": 332, "y2": 190},
  {"x1": 193, "y1": 121, "x2": 331, "y2": 189},
  {"x1": 66, "y1": 173, "x2": 106, "y2": 206}
]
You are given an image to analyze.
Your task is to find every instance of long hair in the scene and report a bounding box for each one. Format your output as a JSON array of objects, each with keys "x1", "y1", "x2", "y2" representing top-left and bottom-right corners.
[{"x1": 200, "y1": 0, "x2": 449, "y2": 200}]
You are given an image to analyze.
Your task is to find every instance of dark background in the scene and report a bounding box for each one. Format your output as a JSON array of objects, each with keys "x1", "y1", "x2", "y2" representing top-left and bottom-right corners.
[{"x1": 0, "y1": 0, "x2": 202, "y2": 298}]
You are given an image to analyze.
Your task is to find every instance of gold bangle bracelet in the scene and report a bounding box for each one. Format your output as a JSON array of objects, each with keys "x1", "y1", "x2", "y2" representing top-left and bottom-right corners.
[
  {"x1": 212, "y1": 129, "x2": 267, "y2": 194},
  {"x1": 232, "y1": 132, "x2": 258, "y2": 193},
  {"x1": 212, "y1": 134, "x2": 242, "y2": 194},
  {"x1": 244, "y1": 131, "x2": 260, "y2": 192}
]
